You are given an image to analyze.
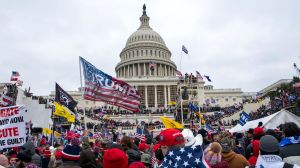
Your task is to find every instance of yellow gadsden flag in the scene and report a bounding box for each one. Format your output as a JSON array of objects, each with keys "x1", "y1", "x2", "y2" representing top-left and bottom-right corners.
[
  {"x1": 53, "y1": 102, "x2": 75, "y2": 123},
  {"x1": 43, "y1": 128, "x2": 52, "y2": 135},
  {"x1": 160, "y1": 116, "x2": 183, "y2": 129}
]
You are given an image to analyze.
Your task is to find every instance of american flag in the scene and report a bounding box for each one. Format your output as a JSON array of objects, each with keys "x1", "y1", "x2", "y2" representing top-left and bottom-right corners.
[
  {"x1": 151, "y1": 155, "x2": 157, "y2": 167},
  {"x1": 196, "y1": 71, "x2": 203, "y2": 80},
  {"x1": 80, "y1": 57, "x2": 141, "y2": 112},
  {"x1": 182, "y1": 45, "x2": 189, "y2": 54},
  {"x1": 149, "y1": 62, "x2": 156, "y2": 68},
  {"x1": 159, "y1": 145, "x2": 209, "y2": 167},
  {"x1": 0, "y1": 95, "x2": 14, "y2": 107},
  {"x1": 135, "y1": 127, "x2": 146, "y2": 142},
  {"x1": 134, "y1": 133, "x2": 146, "y2": 142},
  {"x1": 205, "y1": 124, "x2": 217, "y2": 134},
  {"x1": 10, "y1": 71, "x2": 20, "y2": 81},
  {"x1": 176, "y1": 70, "x2": 183, "y2": 77}
]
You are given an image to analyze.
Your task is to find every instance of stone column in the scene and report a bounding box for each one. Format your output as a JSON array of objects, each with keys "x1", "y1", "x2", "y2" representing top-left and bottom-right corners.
[
  {"x1": 164, "y1": 85, "x2": 167, "y2": 108},
  {"x1": 138, "y1": 63, "x2": 140, "y2": 76},
  {"x1": 169, "y1": 66, "x2": 171, "y2": 76},
  {"x1": 154, "y1": 64, "x2": 157, "y2": 76},
  {"x1": 154, "y1": 85, "x2": 158, "y2": 107},
  {"x1": 168, "y1": 85, "x2": 171, "y2": 103},
  {"x1": 145, "y1": 86, "x2": 148, "y2": 107},
  {"x1": 127, "y1": 65, "x2": 130, "y2": 77},
  {"x1": 133, "y1": 64, "x2": 136, "y2": 77},
  {"x1": 160, "y1": 64, "x2": 162, "y2": 76},
  {"x1": 144, "y1": 63, "x2": 146, "y2": 76},
  {"x1": 164, "y1": 65, "x2": 167, "y2": 76}
]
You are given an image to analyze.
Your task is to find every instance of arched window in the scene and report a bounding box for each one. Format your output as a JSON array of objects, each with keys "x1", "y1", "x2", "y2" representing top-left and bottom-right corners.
[{"x1": 150, "y1": 50, "x2": 152, "y2": 56}]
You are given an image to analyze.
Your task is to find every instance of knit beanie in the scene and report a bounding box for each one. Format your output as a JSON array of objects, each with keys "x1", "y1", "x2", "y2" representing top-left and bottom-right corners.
[
  {"x1": 62, "y1": 144, "x2": 80, "y2": 161},
  {"x1": 0, "y1": 154, "x2": 9, "y2": 167},
  {"x1": 103, "y1": 148, "x2": 128, "y2": 168},
  {"x1": 204, "y1": 142, "x2": 222, "y2": 166},
  {"x1": 259, "y1": 135, "x2": 279, "y2": 153}
]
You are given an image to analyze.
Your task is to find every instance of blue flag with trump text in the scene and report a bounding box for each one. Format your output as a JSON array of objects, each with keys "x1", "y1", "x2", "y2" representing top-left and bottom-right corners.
[
  {"x1": 239, "y1": 111, "x2": 250, "y2": 126},
  {"x1": 80, "y1": 57, "x2": 141, "y2": 112}
]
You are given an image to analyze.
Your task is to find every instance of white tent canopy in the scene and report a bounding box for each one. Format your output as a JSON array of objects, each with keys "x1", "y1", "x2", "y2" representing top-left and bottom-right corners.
[{"x1": 230, "y1": 109, "x2": 300, "y2": 133}]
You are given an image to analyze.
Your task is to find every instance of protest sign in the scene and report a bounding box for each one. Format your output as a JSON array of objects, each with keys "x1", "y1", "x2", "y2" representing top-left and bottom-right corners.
[{"x1": 0, "y1": 105, "x2": 26, "y2": 149}]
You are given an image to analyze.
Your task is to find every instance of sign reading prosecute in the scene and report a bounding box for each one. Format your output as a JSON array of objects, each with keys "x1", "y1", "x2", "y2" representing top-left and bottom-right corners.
[{"x1": 0, "y1": 106, "x2": 26, "y2": 149}]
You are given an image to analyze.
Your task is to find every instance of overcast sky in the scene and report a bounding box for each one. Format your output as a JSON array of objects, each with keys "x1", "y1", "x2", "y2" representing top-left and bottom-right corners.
[{"x1": 1, "y1": 0, "x2": 299, "y2": 95}]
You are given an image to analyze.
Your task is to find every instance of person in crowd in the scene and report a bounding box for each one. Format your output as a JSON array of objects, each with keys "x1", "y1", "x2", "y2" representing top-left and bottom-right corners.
[
  {"x1": 219, "y1": 135, "x2": 249, "y2": 168},
  {"x1": 158, "y1": 128, "x2": 209, "y2": 167},
  {"x1": 58, "y1": 138, "x2": 81, "y2": 168},
  {"x1": 79, "y1": 136, "x2": 97, "y2": 168},
  {"x1": 204, "y1": 142, "x2": 229, "y2": 168},
  {"x1": 234, "y1": 133, "x2": 245, "y2": 156},
  {"x1": 140, "y1": 153, "x2": 151, "y2": 168},
  {"x1": 41, "y1": 146, "x2": 51, "y2": 168},
  {"x1": 157, "y1": 128, "x2": 185, "y2": 156},
  {"x1": 255, "y1": 135, "x2": 300, "y2": 168},
  {"x1": 244, "y1": 128, "x2": 254, "y2": 148},
  {"x1": 121, "y1": 136, "x2": 141, "y2": 165},
  {"x1": 103, "y1": 148, "x2": 128, "y2": 168},
  {"x1": 16, "y1": 149, "x2": 40, "y2": 168},
  {"x1": 138, "y1": 143, "x2": 150, "y2": 154},
  {"x1": 128, "y1": 161, "x2": 145, "y2": 168},
  {"x1": 19, "y1": 141, "x2": 42, "y2": 167},
  {"x1": 48, "y1": 149, "x2": 63, "y2": 168},
  {"x1": 0, "y1": 154, "x2": 10, "y2": 168},
  {"x1": 280, "y1": 122, "x2": 300, "y2": 165},
  {"x1": 245, "y1": 126, "x2": 265, "y2": 165},
  {"x1": 198, "y1": 129, "x2": 211, "y2": 150}
]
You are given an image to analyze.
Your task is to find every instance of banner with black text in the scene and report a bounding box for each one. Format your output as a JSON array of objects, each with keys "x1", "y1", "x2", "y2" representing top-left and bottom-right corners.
[{"x1": 0, "y1": 106, "x2": 26, "y2": 149}]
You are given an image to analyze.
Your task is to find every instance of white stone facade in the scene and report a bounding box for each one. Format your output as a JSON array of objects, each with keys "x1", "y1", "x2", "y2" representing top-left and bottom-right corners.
[{"x1": 115, "y1": 6, "x2": 178, "y2": 108}]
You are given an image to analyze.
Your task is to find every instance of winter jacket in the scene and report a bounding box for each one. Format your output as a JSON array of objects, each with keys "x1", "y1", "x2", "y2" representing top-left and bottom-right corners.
[
  {"x1": 255, "y1": 154, "x2": 300, "y2": 168},
  {"x1": 222, "y1": 151, "x2": 249, "y2": 168},
  {"x1": 126, "y1": 149, "x2": 141, "y2": 165},
  {"x1": 280, "y1": 144, "x2": 300, "y2": 166},
  {"x1": 79, "y1": 142, "x2": 97, "y2": 168},
  {"x1": 22, "y1": 142, "x2": 42, "y2": 167}
]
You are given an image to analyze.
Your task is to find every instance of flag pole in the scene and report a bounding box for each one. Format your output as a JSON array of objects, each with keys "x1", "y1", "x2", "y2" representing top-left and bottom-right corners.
[
  {"x1": 180, "y1": 50, "x2": 183, "y2": 72},
  {"x1": 180, "y1": 84, "x2": 184, "y2": 125},
  {"x1": 79, "y1": 57, "x2": 87, "y2": 130}
]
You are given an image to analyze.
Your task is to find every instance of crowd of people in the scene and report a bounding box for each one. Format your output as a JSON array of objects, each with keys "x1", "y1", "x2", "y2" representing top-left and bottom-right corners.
[{"x1": 1, "y1": 122, "x2": 300, "y2": 168}]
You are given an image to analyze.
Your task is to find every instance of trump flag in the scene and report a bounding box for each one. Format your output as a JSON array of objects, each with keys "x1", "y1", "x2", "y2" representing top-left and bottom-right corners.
[{"x1": 80, "y1": 57, "x2": 141, "y2": 112}]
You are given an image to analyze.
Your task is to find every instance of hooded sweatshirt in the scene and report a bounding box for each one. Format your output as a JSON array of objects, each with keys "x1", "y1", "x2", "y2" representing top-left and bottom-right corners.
[
  {"x1": 221, "y1": 151, "x2": 249, "y2": 168},
  {"x1": 79, "y1": 142, "x2": 97, "y2": 168},
  {"x1": 22, "y1": 142, "x2": 42, "y2": 167}
]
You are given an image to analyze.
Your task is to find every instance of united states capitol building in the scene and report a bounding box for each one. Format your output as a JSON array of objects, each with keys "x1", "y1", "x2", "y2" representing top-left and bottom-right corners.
[{"x1": 50, "y1": 5, "x2": 254, "y2": 114}]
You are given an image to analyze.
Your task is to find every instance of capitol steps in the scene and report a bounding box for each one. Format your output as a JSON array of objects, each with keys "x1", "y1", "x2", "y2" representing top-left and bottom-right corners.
[{"x1": 221, "y1": 99, "x2": 270, "y2": 123}]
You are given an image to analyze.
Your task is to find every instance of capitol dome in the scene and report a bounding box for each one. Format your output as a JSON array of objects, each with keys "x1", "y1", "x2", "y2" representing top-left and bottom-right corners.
[{"x1": 115, "y1": 4, "x2": 177, "y2": 79}]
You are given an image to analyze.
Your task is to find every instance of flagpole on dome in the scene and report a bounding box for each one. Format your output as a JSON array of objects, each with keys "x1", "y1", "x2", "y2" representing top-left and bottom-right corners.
[{"x1": 79, "y1": 56, "x2": 87, "y2": 130}]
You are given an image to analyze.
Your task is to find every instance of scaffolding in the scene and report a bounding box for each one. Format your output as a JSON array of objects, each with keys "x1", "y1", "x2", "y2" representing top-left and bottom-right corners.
[{"x1": 176, "y1": 75, "x2": 205, "y2": 128}]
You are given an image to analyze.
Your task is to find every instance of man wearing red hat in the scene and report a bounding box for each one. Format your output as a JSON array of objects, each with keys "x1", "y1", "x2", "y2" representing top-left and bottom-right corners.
[
  {"x1": 246, "y1": 124, "x2": 265, "y2": 166},
  {"x1": 157, "y1": 128, "x2": 185, "y2": 156}
]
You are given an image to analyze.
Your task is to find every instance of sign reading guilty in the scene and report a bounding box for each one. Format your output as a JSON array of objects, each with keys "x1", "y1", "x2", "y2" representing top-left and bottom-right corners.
[{"x1": 0, "y1": 106, "x2": 26, "y2": 149}]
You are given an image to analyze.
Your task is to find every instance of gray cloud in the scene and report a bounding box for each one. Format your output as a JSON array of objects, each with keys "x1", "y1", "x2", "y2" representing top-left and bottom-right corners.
[{"x1": 0, "y1": 0, "x2": 299, "y2": 95}]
